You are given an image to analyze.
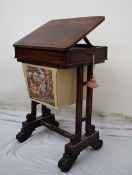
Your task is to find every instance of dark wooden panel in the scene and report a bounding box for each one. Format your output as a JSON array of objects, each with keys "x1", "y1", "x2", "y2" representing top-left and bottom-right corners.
[
  {"x1": 14, "y1": 46, "x2": 107, "y2": 68},
  {"x1": 13, "y1": 16, "x2": 105, "y2": 51},
  {"x1": 69, "y1": 46, "x2": 107, "y2": 64},
  {"x1": 15, "y1": 47, "x2": 67, "y2": 65}
]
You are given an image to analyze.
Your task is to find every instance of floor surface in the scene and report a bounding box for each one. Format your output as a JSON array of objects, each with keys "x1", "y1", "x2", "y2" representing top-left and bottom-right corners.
[{"x1": 0, "y1": 110, "x2": 132, "y2": 175}]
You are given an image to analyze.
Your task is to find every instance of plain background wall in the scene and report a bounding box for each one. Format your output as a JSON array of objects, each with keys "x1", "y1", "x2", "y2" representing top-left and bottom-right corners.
[{"x1": 0, "y1": 0, "x2": 132, "y2": 116}]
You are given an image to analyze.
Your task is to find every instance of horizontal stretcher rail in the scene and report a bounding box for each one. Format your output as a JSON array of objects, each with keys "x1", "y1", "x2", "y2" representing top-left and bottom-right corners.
[{"x1": 41, "y1": 121, "x2": 73, "y2": 139}]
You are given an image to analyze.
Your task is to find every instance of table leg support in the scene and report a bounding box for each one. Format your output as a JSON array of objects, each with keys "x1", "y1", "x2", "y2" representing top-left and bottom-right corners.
[
  {"x1": 16, "y1": 101, "x2": 38, "y2": 143},
  {"x1": 58, "y1": 65, "x2": 103, "y2": 172},
  {"x1": 70, "y1": 66, "x2": 83, "y2": 144},
  {"x1": 16, "y1": 101, "x2": 59, "y2": 143},
  {"x1": 85, "y1": 65, "x2": 95, "y2": 135},
  {"x1": 85, "y1": 64, "x2": 103, "y2": 149},
  {"x1": 58, "y1": 66, "x2": 83, "y2": 172},
  {"x1": 58, "y1": 131, "x2": 103, "y2": 172}
]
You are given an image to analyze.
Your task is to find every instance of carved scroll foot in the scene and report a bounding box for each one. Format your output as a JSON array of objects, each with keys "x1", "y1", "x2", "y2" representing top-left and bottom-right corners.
[
  {"x1": 16, "y1": 127, "x2": 35, "y2": 143},
  {"x1": 58, "y1": 153, "x2": 79, "y2": 172}
]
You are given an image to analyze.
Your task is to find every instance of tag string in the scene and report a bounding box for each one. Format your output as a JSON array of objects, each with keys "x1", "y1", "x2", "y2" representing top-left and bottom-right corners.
[{"x1": 92, "y1": 54, "x2": 95, "y2": 78}]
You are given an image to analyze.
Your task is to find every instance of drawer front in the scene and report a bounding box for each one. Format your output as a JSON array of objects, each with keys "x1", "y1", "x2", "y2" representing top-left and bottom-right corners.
[
  {"x1": 69, "y1": 46, "x2": 107, "y2": 64},
  {"x1": 15, "y1": 47, "x2": 68, "y2": 66}
]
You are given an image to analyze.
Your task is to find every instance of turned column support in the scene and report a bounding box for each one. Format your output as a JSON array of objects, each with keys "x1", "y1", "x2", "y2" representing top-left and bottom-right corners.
[
  {"x1": 26, "y1": 101, "x2": 38, "y2": 122},
  {"x1": 73, "y1": 66, "x2": 83, "y2": 143},
  {"x1": 85, "y1": 64, "x2": 95, "y2": 135}
]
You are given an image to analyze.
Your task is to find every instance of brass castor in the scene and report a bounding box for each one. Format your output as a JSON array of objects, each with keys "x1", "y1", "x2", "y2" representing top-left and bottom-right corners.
[
  {"x1": 16, "y1": 127, "x2": 35, "y2": 143},
  {"x1": 58, "y1": 153, "x2": 79, "y2": 172},
  {"x1": 92, "y1": 139, "x2": 103, "y2": 150}
]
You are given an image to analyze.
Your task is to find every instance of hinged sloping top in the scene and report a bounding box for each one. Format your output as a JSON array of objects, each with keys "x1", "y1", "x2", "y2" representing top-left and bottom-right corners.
[{"x1": 14, "y1": 16, "x2": 105, "y2": 51}]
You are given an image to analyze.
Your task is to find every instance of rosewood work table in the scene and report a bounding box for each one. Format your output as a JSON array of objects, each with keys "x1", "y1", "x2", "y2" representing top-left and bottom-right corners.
[{"x1": 13, "y1": 16, "x2": 107, "y2": 172}]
